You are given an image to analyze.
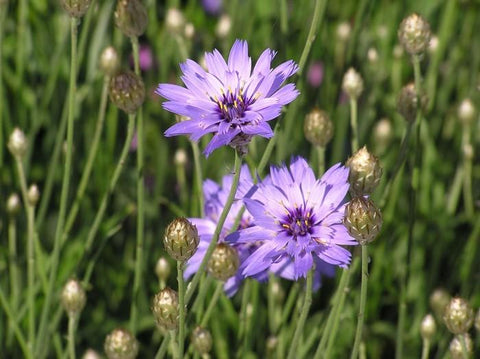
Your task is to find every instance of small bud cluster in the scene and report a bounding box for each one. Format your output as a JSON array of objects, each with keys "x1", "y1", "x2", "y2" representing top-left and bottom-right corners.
[
  {"x1": 114, "y1": 0, "x2": 148, "y2": 38},
  {"x1": 303, "y1": 108, "x2": 334, "y2": 148},
  {"x1": 163, "y1": 217, "x2": 199, "y2": 261},
  {"x1": 191, "y1": 326, "x2": 213, "y2": 355},
  {"x1": 458, "y1": 98, "x2": 475, "y2": 126},
  {"x1": 151, "y1": 287, "x2": 179, "y2": 330},
  {"x1": 208, "y1": 243, "x2": 240, "y2": 281},
  {"x1": 109, "y1": 70, "x2": 145, "y2": 114},
  {"x1": 104, "y1": 328, "x2": 138, "y2": 359},
  {"x1": 61, "y1": 279, "x2": 86, "y2": 317}
]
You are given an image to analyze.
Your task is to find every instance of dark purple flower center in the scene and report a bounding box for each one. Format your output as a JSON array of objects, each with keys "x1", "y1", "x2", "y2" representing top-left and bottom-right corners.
[
  {"x1": 216, "y1": 89, "x2": 252, "y2": 122},
  {"x1": 281, "y1": 208, "x2": 314, "y2": 237}
]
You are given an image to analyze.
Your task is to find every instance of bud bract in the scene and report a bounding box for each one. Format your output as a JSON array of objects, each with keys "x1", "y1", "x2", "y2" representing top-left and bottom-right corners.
[
  {"x1": 151, "y1": 287, "x2": 179, "y2": 330},
  {"x1": 164, "y1": 218, "x2": 199, "y2": 261}
]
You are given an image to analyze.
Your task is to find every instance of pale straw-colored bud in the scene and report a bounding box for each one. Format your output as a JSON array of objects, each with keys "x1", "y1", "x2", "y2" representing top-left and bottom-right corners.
[
  {"x1": 367, "y1": 48, "x2": 379, "y2": 64},
  {"x1": 114, "y1": 0, "x2": 148, "y2": 38},
  {"x1": 184, "y1": 22, "x2": 195, "y2": 39},
  {"x1": 109, "y1": 70, "x2": 145, "y2": 114},
  {"x1": 216, "y1": 14, "x2": 231, "y2": 39},
  {"x1": 398, "y1": 13, "x2": 431, "y2": 56},
  {"x1": 191, "y1": 326, "x2": 213, "y2": 355},
  {"x1": 163, "y1": 217, "x2": 199, "y2": 261},
  {"x1": 373, "y1": 118, "x2": 393, "y2": 153},
  {"x1": 61, "y1": 279, "x2": 86, "y2": 317},
  {"x1": 342, "y1": 68, "x2": 364, "y2": 99},
  {"x1": 27, "y1": 184, "x2": 40, "y2": 206},
  {"x1": 100, "y1": 46, "x2": 120, "y2": 76},
  {"x1": 267, "y1": 335, "x2": 279, "y2": 353},
  {"x1": 420, "y1": 314, "x2": 436, "y2": 341},
  {"x1": 428, "y1": 35, "x2": 439, "y2": 54},
  {"x1": 7, "y1": 193, "x2": 21, "y2": 216},
  {"x1": 397, "y1": 82, "x2": 428, "y2": 122},
  {"x1": 104, "y1": 328, "x2": 138, "y2": 359},
  {"x1": 449, "y1": 333, "x2": 473, "y2": 359},
  {"x1": 208, "y1": 243, "x2": 239, "y2": 281},
  {"x1": 165, "y1": 8, "x2": 185, "y2": 33},
  {"x1": 443, "y1": 297, "x2": 474, "y2": 334},
  {"x1": 8, "y1": 128, "x2": 27, "y2": 158},
  {"x1": 463, "y1": 144, "x2": 474, "y2": 160},
  {"x1": 430, "y1": 288, "x2": 451, "y2": 319},
  {"x1": 269, "y1": 280, "x2": 285, "y2": 305},
  {"x1": 82, "y1": 349, "x2": 101, "y2": 359},
  {"x1": 155, "y1": 257, "x2": 171, "y2": 283},
  {"x1": 174, "y1": 149, "x2": 188, "y2": 167},
  {"x1": 344, "y1": 197, "x2": 382, "y2": 245},
  {"x1": 346, "y1": 146, "x2": 382, "y2": 196},
  {"x1": 60, "y1": 0, "x2": 92, "y2": 18},
  {"x1": 458, "y1": 98, "x2": 475, "y2": 125},
  {"x1": 151, "y1": 287, "x2": 179, "y2": 330},
  {"x1": 303, "y1": 108, "x2": 333, "y2": 147},
  {"x1": 336, "y1": 22, "x2": 351, "y2": 42}
]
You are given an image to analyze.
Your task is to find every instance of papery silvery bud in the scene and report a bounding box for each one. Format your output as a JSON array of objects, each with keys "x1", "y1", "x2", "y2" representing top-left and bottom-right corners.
[
  {"x1": 165, "y1": 8, "x2": 185, "y2": 33},
  {"x1": 449, "y1": 333, "x2": 473, "y2": 359},
  {"x1": 155, "y1": 257, "x2": 171, "y2": 283},
  {"x1": 367, "y1": 48, "x2": 379, "y2": 64},
  {"x1": 458, "y1": 99, "x2": 475, "y2": 125},
  {"x1": 109, "y1": 70, "x2": 145, "y2": 114},
  {"x1": 336, "y1": 22, "x2": 351, "y2": 42},
  {"x1": 373, "y1": 118, "x2": 393, "y2": 153},
  {"x1": 184, "y1": 23, "x2": 195, "y2": 39},
  {"x1": 428, "y1": 35, "x2": 439, "y2": 54},
  {"x1": 430, "y1": 288, "x2": 451, "y2": 319},
  {"x1": 8, "y1": 128, "x2": 27, "y2": 158},
  {"x1": 174, "y1": 149, "x2": 188, "y2": 167},
  {"x1": 82, "y1": 349, "x2": 101, "y2": 359},
  {"x1": 191, "y1": 326, "x2": 213, "y2": 355},
  {"x1": 208, "y1": 243, "x2": 239, "y2": 281},
  {"x1": 303, "y1": 108, "x2": 334, "y2": 147},
  {"x1": 7, "y1": 193, "x2": 21, "y2": 216},
  {"x1": 114, "y1": 0, "x2": 148, "y2": 38},
  {"x1": 397, "y1": 83, "x2": 428, "y2": 122},
  {"x1": 398, "y1": 13, "x2": 431, "y2": 56},
  {"x1": 100, "y1": 47, "x2": 120, "y2": 76},
  {"x1": 27, "y1": 184, "x2": 40, "y2": 206},
  {"x1": 346, "y1": 146, "x2": 382, "y2": 196},
  {"x1": 164, "y1": 217, "x2": 199, "y2": 261},
  {"x1": 342, "y1": 68, "x2": 363, "y2": 99},
  {"x1": 216, "y1": 14, "x2": 231, "y2": 39},
  {"x1": 61, "y1": 279, "x2": 86, "y2": 317},
  {"x1": 60, "y1": 0, "x2": 92, "y2": 18},
  {"x1": 443, "y1": 297, "x2": 474, "y2": 334},
  {"x1": 104, "y1": 328, "x2": 138, "y2": 359},
  {"x1": 344, "y1": 197, "x2": 382, "y2": 245},
  {"x1": 151, "y1": 287, "x2": 179, "y2": 330},
  {"x1": 420, "y1": 314, "x2": 436, "y2": 341}
]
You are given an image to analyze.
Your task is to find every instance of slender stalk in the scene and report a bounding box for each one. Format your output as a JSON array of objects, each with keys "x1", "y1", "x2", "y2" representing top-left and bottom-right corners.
[
  {"x1": 350, "y1": 98, "x2": 359, "y2": 153},
  {"x1": 177, "y1": 261, "x2": 186, "y2": 359},
  {"x1": 317, "y1": 146, "x2": 325, "y2": 176},
  {"x1": 67, "y1": 315, "x2": 77, "y2": 359},
  {"x1": 200, "y1": 281, "x2": 223, "y2": 327},
  {"x1": 170, "y1": 330, "x2": 179, "y2": 359},
  {"x1": 191, "y1": 141, "x2": 204, "y2": 217},
  {"x1": 185, "y1": 151, "x2": 242, "y2": 305},
  {"x1": 279, "y1": 0, "x2": 288, "y2": 35},
  {"x1": 192, "y1": 275, "x2": 213, "y2": 322},
  {"x1": 130, "y1": 35, "x2": 145, "y2": 335},
  {"x1": 350, "y1": 246, "x2": 369, "y2": 359},
  {"x1": 154, "y1": 335, "x2": 170, "y2": 359},
  {"x1": 8, "y1": 217, "x2": 20, "y2": 315},
  {"x1": 237, "y1": 279, "x2": 252, "y2": 345},
  {"x1": 421, "y1": 338, "x2": 430, "y2": 359},
  {"x1": 461, "y1": 124, "x2": 474, "y2": 219},
  {"x1": 0, "y1": 1, "x2": 6, "y2": 165},
  {"x1": 287, "y1": 269, "x2": 314, "y2": 359}
]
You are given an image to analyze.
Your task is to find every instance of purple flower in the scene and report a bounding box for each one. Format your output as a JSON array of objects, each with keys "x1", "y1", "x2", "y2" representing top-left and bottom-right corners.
[
  {"x1": 156, "y1": 40, "x2": 299, "y2": 156},
  {"x1": 307, "y1": 61, "x2": 324, "y2": 88},
  {"x1": 202, "y1": 0, "x2": 222, "y2": 15},
  {"x1": 229, "y1": 157, "x2": 357, "y2": 280}
]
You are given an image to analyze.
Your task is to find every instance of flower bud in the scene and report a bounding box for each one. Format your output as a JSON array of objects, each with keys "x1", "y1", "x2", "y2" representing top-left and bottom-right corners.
[
  {"x1": 216, "y1": 14, "x2": 231, "y2": 39},
  {"x1": 155, "y1": 257, "x2": 171, "y2": 283},
  {"x1": 449, "y1": 334, "x2": 473, "y2": 359},
  {"x1": 373, "y1": 118, "x2": 393, "y2": 153},
  {"x1": 184, "y1": 23, "x2": 195, "y2": 39},
  {"x1": 174, "y1": 149, "x2": 188, "y2": 167},
  {"x1": 114, "y1": 0, "x2": 148, "y2": 38},
  {"x1": 346, "y1": 146, "x2": 382, "y2": 196},
  {"x1": 8, "y1": 128, "x2": 27, "y2": 158},
  {"x1": 104, "y1": 328, "x2": 138, "y2": 359},
  {"x1": 342, "y1": 68, "x2": 363, "y2": 99},
  {"x1": 151, "y1": 287, "x2": 179, "y2": 330},
  {"x1": 267, "y1": 335, "x2": 279, "y2": 353},
  {"x1": 393, "y1": 45, "x2": 404, "y2": 59},
  {"x1": 7, "y1": 193, "x2": 21, "y2": 216},
  {"x1": 336, "y1": 22, "x2": 351, "y2": 42},
  {"x1": 443, "y1": 297, "x2": 474, "y2": 334},
  {"x1": 430, "y1": 288, "x2": 451, "y2": 319},
  {"x1": 398, "y1": 13, "x2": 431, "y2": 56},
  {"x1": 397, "y1": 83, "x2": 427, "y2": 122},
  {"x1": 269, "y1": 280, "x2": 285, "y2": 305},
  {"x1": 303, "y1": 108, "x2": 333, "y2": 147},
  {"x1": 164, "y1": 218, "x2": 199, "y2": 261},
  {"x1": 109, "y1": 70, "x2": 145, "y2": 114},
  {"x1": 61, "y1": 279, "x2": 86, "y2": 317},
  {"x1": 344, "y1": 197, "x2": 382, "y2": 245},
  {"x1": 458, "y1": 98, "x2": 475, "y2": 125},
  {"x1": 367, "y1": 48, "x2": 378, "y2": 64},
  {"x1": 100, "y1": 47, "x2": 120, "y2": 76},
  {"x1": 82, "y1": 349, "x2": 101, "y2": 359},
  {"x1": 165, "y1": 8, "x2": 185, "y2": 33},
  {"x1": 60, "y1": 0, "x2": 92, "y2": 18},
  {"x1": 191, "y1": 326, "x2": 213, "y2": 355},
  {"x1": 420, "y1": 314, "x2": 436, "y2": 341},
  {"x1": 428, "y1": 35, "x2": 439, "y2": 54},
  {"x1": 463, "y1": 144, "x2": 474, "y2": 160},
  {"x1": 207, "y1": 243, "x2": 239, "y2": 281},
  {"x1": 27, "y1": 184, "x2": 40, "y2": 206}
]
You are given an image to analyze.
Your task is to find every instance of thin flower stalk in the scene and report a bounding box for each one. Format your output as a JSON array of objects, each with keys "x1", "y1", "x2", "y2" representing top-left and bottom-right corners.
[
  {"x1": 154, "y1": 335, "x2": 170, "y2": 359},
  {"x1": 421, "y1": 338, "x2": 431, "y2": 359},
  {"x1": 67, "y1": 315, "x2": 78, "y2": 359},
  {"x1": 177, "y1": 261, "x2": 186, "y2": 359},
  {"x1": 350, "y1": 97, "x2": 359, "y2": 152},
  {"x1": 191, "y1": 141, "x2": 205, "y2": 217},
  {"x1": 200, "y1": 281, "x2": 223, "y2": 326},
  {"x1": 8, "y1": 217, "x2": 20, "y2": 321}
]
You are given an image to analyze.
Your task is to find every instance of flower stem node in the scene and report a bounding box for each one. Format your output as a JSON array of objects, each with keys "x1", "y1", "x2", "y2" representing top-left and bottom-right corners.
[
  {"x1": 443, "y1": 297, "x2": 474, "y2": 335},
  {"x1": 344, "y1": 197, "x2": 382, "y2": 245},
  {"x1": 7, "y1": 193, "x2": 21, "y2": 216},
  {"x1": 449, "y1": 334, "x2": 473, "y2": 359},
  {"x1": 8, "y1": 128, "x2": 27, "y2": 159},
  {"x1": 346, "y1": 146, "x2": 382, "y2": 197},
  {"x1": 109, "y1": 70, "x2": 145, "y2": 114},
  {"x1": 27, "y1": 184, "x2": 40, "y2": 206},
  {"x1": 342, "y1": 68, "x2": 363, "y2": 100},
  {"x1": 304, "y1": 108, "x2": 333, "y2": 147},
  {"x1": 61, "y1": 279, "x2": 86, "y2": 317},
  {"x1": 398, "y1": 13, "x2": 431, "y2": 56},
  {"x1": 151, "y1": 287, "x2": 179, "y2": 330},
  {"x1": 114, "y1": 0, "x2": 148, "y2": 38},
  {"x1": 208, "y1": 243, "x2": 240, "y2": 281},
  {"x1": 164, "y1": 217, "x2": 200, "y2": 261},
  {"x1": 104, "y1": 328, "x2": 139, "y2": 359},
  {"x1": 191, "y1": 326, "x2": 213, "y2": 355},
  {"x1": 100, "y1": 47, "x2": 120, "y2": 77},
  {"x1": 155, "y1": 257, "x2": 171, "y2": 283},
  {"x1": 420, "y1": 314, "x2": 436, "y2": 341},
  {"x1": 60, "y1": 0, "x2": 92, "y2": 18},
  {"x1": 397, "y1": 82, "x2": 428, "y2": 122}
]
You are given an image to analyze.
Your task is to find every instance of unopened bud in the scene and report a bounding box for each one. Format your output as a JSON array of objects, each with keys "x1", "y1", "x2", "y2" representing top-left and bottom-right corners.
[
  {"x1": 428, "y1": 35, "x2": 439, "y2": 54},
  {"x1": 267, "y1": 335, "x2": 279, "y2": 353},
  {"x1": 114, "y1": 0, "x2": 148, "y2": 38},
  {"x1": 151, "y1": 287, "x2": 179, "y2": 330},
  {"x1": 373, "y1": 118, "x2": 393, "y2": 153},
  {"x1": 216, "y1": 14, "x2": 231, "y2": 39},
  {"x1": 346, "y1": 146, "x2": 382, "y2": 196},
  {"x1": 208, "y1": 243, "x2": 239, "y2": 281},
  {"x1": 82, "y1": 349, "x2": 101, "y2": 359},
  {"x1": 174, "y1": 149, "x2": 188, "y2": 167},
  {"x1": 155, "y1": 257, "x2": 171, "y2": 282},
  {"x1": 164, "y1": 218, "x2": 199, "y2": 261},
  {"x1": 430, "y1": 288, "x2": 451, "y2": 319},
  {"x1": 269, "y1": 280, "x2": 285, "y2": 305},
  {"x1": 184, "y1": 23, "x2": 195, "y2": 39},
  {"x1": 104, "y1": 328, "x2": 138, "y2": 359},
  {"x1": 458, "y1": 99, "x2": 475, "y2": 125},
  {"x1": 60, "y1": 0, "x2": 92, "y2": 18},
  {"x1": 191, "y1": 326, "x2": 212, "y2": 355},
  {"x1": 463, "y1": 144, "x2": 474, "y2": 160},
  {"x1": 336, "y1": 22, "x2": 351, "y2": 42},
  {"x1": 8, "y1": 128, "x2": 27, "y2": 158},
  {"x1": 165, "y1": 8, "x2": 185, "y2": 33},
  {"x1": 443, "y1": 297, "x2": 474, "y2": 334},
  {"x1": 449, "y1": 334, "x2": 473, "y2": 359},
  {"x1": 344, "y1": 197, "x2": 382, "y2": 245},
  {"x1": 61, "y1": 279, "x2": 86, "y2": 317},
  {"x1": 420, "y1": 314, "x2": 436, "y2": 341},
  {"x1": 393, "y1": 45, "x2": 404, "y2": 59},
  {"x1": 304, "y1": 108, "x2": 333, "y2": 147},
  {"x1": 100, "y1": 47, "x2": 120, "y2": 76},
  {"x1": 398, "y1": 13, "x2": 431, "y2": 56},
  {"x1": 7, "y1": 193, "x2": 21, "y2": 216},
  {"x1": 367, "y1": 48, "x2": 379, "y2": 64},
  {"x1": 342, "y1": 68, "x2": 363, "y2": 99},
  {"x1": 397, "y1": 83, "x2": 427, "y2": 122},
  {"x1": 27, "y1": 184, "x2": 40, "y2": 206},
  {"x1": 109, "y1": 70, "x2": 145, "y2": 114}
]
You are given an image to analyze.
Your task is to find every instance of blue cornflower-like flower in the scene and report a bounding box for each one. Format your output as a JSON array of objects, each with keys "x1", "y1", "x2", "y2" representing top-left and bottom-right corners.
[
  {"x1": 156, "y1": 39, "x2": 299, "y2": 156},
  {"x1": 228, "y1": 157, "x2": 357, "y2": 280}
]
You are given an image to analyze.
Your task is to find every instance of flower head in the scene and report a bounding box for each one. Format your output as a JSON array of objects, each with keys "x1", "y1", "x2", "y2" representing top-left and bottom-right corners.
[
  {"x1": 229, "y1": 158, "x2": 356, "y2": 280},
  {"x1": 156, "y1": 40, "x2": 299, "y2": 156}
]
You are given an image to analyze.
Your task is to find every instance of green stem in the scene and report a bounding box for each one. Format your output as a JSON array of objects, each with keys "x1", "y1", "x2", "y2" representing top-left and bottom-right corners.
[
  {"x1": 317, "y1": 146, "x2": 325, "y2": 176},
  {"x1": 0, "y1": 2, "x2": 6, "y2": 165},
  {"x1": 191, "y1": 141, "x2": 205, "y2": 217},
  {"x1": 192, "y1": 275, "x2": 213, "y2": 322},
  {"x1": 130, "y1": 35, "x2": 145, "y2": 336},
  {"x1": 8, "y1": 217, "x2": 19, "y2": 316},
  {"x1": 200, "y1": 281, "x2": 223, "y2": 327},
  {"x1": 350, "y1": 98, "x2": 359, "y2": 153},
  {"x1": 154, "y1": 335, "x2": 170, "y2": 359},
  {"x1": 177, "y1": 262, "x2": 186, "y2": 359},
  {"x1": 421, "y1": 338, "x2": 430, "y2": 359},
  {"x1": 67, "y1": 315, "x2": 77, "y2": 359},
  {"x1": 185, "y1": 151, "x2": 242, "y2": 305},
  {"x1": 461, "y1": 125, "x2": 474, "y2": 219},
  {"x1": 279, "y1": 0, "x2": 288, "y2": 35},
  {"x1": 350, "y1": 246, "x2": 369, "y2": 359},
  {"x1": 36, "y1": 17, "x2": 78, "y2": 358},
  {"x1": 287, "y1": 269, "x2": 313, "y2": 359},
  {"x1": 459, "y1": 335, "x2": 469, "y2": 359}
]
